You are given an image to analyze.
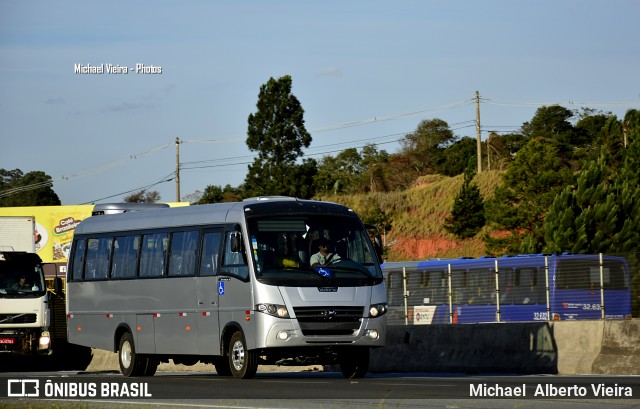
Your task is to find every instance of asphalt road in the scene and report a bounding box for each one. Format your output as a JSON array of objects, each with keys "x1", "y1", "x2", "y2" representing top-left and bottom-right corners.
[{"x1": 2, "y1": 369, "x2": 640, "y2": 409}]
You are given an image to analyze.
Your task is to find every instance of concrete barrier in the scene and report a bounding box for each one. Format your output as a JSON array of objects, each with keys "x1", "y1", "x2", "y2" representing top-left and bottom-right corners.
[
  {"x1": 82, "y1": 319, "x2": 640, "y2": 375},
  {"x1": 591, "y1": 320, "x2": 640, "y2": 375},
  {"x1": 369, "y1": 320, "x2": 639, "y2": 375},
  {"x1": 369, "y1": 323, "x2": 557, "y2": 374}
]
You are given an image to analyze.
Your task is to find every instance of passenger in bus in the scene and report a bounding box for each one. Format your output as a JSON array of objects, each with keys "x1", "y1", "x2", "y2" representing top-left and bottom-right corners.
[
  {"x1": 500, "y1": 280, "x2": 514, "y2": 304},
  {"x1": 275, "y1": 234, "x2": 301, "y2": 268},
  {"x1": 310, "y1": 237, "x2": 341, "y2": 267}
]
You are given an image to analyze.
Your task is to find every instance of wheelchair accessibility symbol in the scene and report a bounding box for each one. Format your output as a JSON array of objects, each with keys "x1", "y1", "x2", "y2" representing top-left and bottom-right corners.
[{"x1": 218, "y1": 281, "x2": 225, "y2": 296}]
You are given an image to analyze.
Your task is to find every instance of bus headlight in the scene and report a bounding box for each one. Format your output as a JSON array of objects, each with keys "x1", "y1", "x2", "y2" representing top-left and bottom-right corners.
[
  {"x1": 369, "y1": 303, "x2": 387, "y2": 318},
  {"x1": 39, "y1": 331, "x2": 51, "y2": 349},
  {"x1": 256, "y1": 303, "x2": 290, "y2": 318}
]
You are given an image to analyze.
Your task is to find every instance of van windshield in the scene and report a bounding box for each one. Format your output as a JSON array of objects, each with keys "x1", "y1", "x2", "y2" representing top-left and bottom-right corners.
[{"x1": 247, "y1": 215, "x2": 383, "y2": 287}]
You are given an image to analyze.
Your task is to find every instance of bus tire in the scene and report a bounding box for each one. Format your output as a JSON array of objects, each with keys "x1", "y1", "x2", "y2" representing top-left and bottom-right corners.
[
  {"x1": 339, "y1": 347, "x2": 370, "y2": 379},
  {"x1": 142, "y1": 358, "x2": 159, "y2": 376},
  {"x1": 118, "y1": 332, "x2": 147, "y2": 377},
  {"x1": 228, "y1": 331, "x2": 258, "y2": 379},
  {"x1": 214, "y1": 356, "x2": 232, "y2": 376}
]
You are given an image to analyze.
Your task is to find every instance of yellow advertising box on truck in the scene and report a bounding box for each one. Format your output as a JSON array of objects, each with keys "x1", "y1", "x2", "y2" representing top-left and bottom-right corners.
[
  {"x1": 0, "y1": 203, "x2": 189, "y2": 269},
  {"x1": 0, "y1": 205, "x2": 94, "y2": 265}
]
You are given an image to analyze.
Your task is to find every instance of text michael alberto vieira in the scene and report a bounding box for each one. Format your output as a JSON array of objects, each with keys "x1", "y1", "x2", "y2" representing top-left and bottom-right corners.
[
  {"x1": 74, "y1": 63, "x2": 162, "y2": 74},
  {"x1": 470, "y1": 383, "x2": 633, "y2": 398}
]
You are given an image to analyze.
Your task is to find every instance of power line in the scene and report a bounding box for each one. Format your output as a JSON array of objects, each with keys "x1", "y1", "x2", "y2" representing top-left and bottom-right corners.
[{"x1": 81, "y1": 171, "x2": 176, "y2": 204}]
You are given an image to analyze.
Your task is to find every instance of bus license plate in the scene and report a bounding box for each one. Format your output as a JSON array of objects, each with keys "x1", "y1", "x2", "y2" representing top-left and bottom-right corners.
[{"x1": 0, "y1": 338, "x2": 15, "y2": 344}]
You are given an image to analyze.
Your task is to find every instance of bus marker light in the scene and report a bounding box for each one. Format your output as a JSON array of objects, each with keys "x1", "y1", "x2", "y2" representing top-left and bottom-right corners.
[
  {"x1": 202, "y1": 312, "x2": 210, "y2": 317},
  {"x1": 77, "y1": 327, "x2": 81, "y2": 332},
  {"x1": 137, "y1": 326, "x2": 142, "y2": 331},
  {"x1": 179, "y1": 312, "x2": 187, "y2": 317},
  {"x1": 365, "y1": 329, "x2": 379, "y2": 340},
  {"x1": 245, "y1": 316, "x2": 251, "y2": 321},
  {"x1": 153, "y1": 313, "x2": 161, "y2": 318},
  {"x1": 185, "y1": 326, "x2": 191, "y2": 331},
  {"x1": 106, "y1": 314, "x2": 113, "y2": 318},
  {"x1": 67, "y1": 314, "x2": 73, "y2": 319}
]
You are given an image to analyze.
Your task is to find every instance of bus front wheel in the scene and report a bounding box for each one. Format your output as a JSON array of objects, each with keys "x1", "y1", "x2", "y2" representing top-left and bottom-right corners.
[
  {"x1": 228, "y1": 331, "x2": 258, "y2": 379},
  {"x1": 339, "y1": 347, "x2": 370, "y2": 379},
  {"x1": 214, "y1": 356, "x2": 232, "y2": 376},
  {"x1": 118, "y1": 332, "x2": 154, "y2": 377}
]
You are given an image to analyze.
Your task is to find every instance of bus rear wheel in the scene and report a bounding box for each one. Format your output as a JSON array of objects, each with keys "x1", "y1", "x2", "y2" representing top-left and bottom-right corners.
[
  {"x1": 118, "y1": 332, "x2": 155, "y2": 377},
  {"x1": 339, "y1": 347, "x2": 370, "y2": 379},
  {"x1": 228, "y1": 331, "x2": 258, "y2": 379}
]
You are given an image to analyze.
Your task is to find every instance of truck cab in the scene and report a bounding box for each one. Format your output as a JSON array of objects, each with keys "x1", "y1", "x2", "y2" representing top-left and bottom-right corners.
[{"x1": 0, "y1": 251, "x2": 51, "y2": 355}]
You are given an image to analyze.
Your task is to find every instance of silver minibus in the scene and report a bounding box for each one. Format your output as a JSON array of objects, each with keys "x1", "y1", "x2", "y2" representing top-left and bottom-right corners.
[{"x1": 66, "y1": 197, "x2": 386, "y2": 378}]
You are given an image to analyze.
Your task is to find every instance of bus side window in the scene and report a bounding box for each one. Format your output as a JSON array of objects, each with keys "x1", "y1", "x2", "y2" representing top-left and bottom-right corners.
[
  {"x1": 168, "y1": 230, "x2": 199, "y2": 277},
  {"x1": 199, "y1": 231, "x2": 222, "y2": 276},
  {"x1": 221, "y1": 231, "x2": 249, "y2": 281},
  {"x1": 111, "y1": 235, "x2": 139, "y2": 279},
  {"x1": 85, "y1": 237, "x2": 111, "y2": 280},
  {"x1": 71, "y1": 239, "x2": 86, "y2": 281},
  {"x1": 140, "y1": 233, "x2": 168, "y2": 277}
]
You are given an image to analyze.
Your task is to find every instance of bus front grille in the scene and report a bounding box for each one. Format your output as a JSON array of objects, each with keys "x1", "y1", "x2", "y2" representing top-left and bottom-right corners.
[
  {"x1": 0, "y1": 313, "x2": 37, "y2": 324},
  {"x1": 293, "y1": 306, "x2": 364, "y2": 336}
]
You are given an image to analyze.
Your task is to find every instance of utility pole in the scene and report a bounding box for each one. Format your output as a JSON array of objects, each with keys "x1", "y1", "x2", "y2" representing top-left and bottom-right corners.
[
  {"x1": 486, "y1": 132, "x2": 491, "y2": 171},
  {"x1": 175, "y1": 137, "x2": 181, "y2": 202},
  {"x1": 475, "y1": 90, "x2": 482, "y2": 173}
]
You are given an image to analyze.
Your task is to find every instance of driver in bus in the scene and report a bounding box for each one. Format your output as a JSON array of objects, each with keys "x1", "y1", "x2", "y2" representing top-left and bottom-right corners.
[{"x1": 310, "y1": 237, "x2": 341, "y2": 267}]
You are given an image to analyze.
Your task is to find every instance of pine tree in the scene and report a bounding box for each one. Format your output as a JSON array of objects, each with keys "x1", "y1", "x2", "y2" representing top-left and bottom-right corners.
[
  {"x1": 543, "y1": 111, "x2": 640, "y2": 254},
  {"x1": 444, "y1": 166, "x2": 485, "y2": 239},
  {"x1": 484, "y1": 137, "x2": 573, "y2": 255},
  {"x1": 244, "y1": 75, "x2": 315, "y2": 198}
]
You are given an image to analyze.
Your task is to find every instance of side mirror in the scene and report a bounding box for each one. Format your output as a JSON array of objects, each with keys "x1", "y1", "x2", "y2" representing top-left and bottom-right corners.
[
  {"x1": 365, "y1": 224, "x2": 384, "y2": 263},
  {"x1": 54, "y1": 277, "x2": 63, "y2": 294},
  {"x1": 230, "y1": 231, "x2": 243, "y2": 253}
]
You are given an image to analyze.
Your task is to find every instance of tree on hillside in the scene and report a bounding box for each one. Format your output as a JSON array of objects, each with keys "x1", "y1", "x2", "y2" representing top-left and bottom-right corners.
[
  {"x1": 400, "y1": 118, "x2": 454, "y2": 175},
  {"x1": 0, "y1": 169, "x2": 61, "y2": 206},
  {"x1": 195, "y1": 184, "x2": 244, "y2": 204},
  {"x1": 483, "y1": 137, "x2": 573, "y2": 255},
  {"x1": 444, "y1": 165, "x2": 485, "y2": 239},
  {"x1": 244, "y1": 75, "x2": 315, "y2": 198},
  {"x1": 439, "y1": 137, "x2": 477, "y2": 176},
  {"x1": 544, "y1": 111, "x2": 640, "y2": 254},
  {"x1": 124, "y1": 189, "x2": 161, "y2": 203},
  {"x1": 314, "y1": 144, "x2": 388, "y2": 194},
  {"x1": 521, "y1": 106, "x2": 585, "y2": 158}
]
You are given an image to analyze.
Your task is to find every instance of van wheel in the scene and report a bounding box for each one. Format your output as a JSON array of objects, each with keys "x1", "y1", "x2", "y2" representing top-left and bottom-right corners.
[
  {"x1": 142, "y1": 358, "x2": 159, "y2": 376},
  {"x1": 118, "y1": 332, "x2": 149, "y2": 377},
  {"x1": 339, "y1": 347, "x2": 370, "y2": 378},
  {"x1": 214, "y1": 356, "x2": 232, "y2": 376},
  {"x1": 228, "y1": 331, "x2": 258, "y2": 379}
]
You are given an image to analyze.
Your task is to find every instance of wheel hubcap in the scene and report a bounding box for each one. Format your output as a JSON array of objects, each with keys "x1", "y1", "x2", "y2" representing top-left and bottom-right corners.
[
  {"x1": 231, "y1": 340, "x2": 245, "y2": 371},
  {"x1": 121, "y1": 341, "x2": 132, "y2": 369}
]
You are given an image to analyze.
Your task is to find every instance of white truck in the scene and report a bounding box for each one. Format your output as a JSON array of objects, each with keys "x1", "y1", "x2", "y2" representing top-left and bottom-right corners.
[{"x1": 0, "y1": 251, "x2": 52, "y2": 356}]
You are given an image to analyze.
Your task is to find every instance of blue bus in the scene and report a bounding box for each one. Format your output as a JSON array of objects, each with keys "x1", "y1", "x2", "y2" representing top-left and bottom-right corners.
[{"x1": 382, "y1": 254, "x2": 632, "y2": 324}]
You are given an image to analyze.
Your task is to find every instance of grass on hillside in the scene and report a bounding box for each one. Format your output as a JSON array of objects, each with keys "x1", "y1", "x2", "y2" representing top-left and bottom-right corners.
[{"x1": 316, "y1": 171, "x2": 504, "y2": 261}]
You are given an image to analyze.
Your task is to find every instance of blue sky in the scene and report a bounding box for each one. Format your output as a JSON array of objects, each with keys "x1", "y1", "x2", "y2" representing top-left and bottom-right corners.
[{"x1": 1, "y1": 1, "x2": 639, "y2": 205}]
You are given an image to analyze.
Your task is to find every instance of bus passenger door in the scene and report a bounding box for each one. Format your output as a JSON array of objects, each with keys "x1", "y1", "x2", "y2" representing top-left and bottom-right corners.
[
  {"x1": 196, "y1": 229, "x2": 223, "y2": 355},
  {"x1": 217, "y1": 230, "x2": 254, "y2": 348}
]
